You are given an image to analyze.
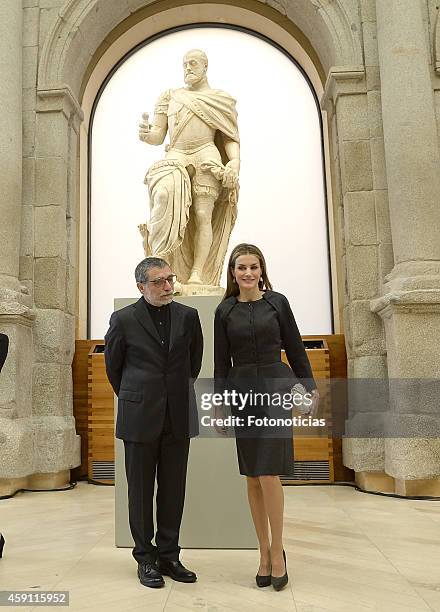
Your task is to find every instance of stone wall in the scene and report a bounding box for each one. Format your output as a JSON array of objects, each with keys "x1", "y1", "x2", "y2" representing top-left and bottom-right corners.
[{"x1": 0, "y1": 0, "x2": 81, "y2": 495}]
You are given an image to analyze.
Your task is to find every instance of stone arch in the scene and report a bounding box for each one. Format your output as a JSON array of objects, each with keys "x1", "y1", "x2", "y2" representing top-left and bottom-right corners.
[
  {"x1": 36, "y1": 0, "x2": 365, "y2": 339},
  {"x1": 38, "y1": 0, "x2": 364, "y2": 99}
]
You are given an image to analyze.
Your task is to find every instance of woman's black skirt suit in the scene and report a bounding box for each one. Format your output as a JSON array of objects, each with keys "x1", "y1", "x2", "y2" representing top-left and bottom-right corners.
[{"x1": 214, "y1": 290, "x2": 316, "y2": 477}]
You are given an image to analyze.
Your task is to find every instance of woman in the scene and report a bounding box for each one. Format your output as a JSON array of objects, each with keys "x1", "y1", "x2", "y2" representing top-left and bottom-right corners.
[
  {"x1": 214, "y1": 244, "x2": 319, "y2": 590},
  {"x1": 0, "y1": 332, "x2": 9, "y2": 558}
]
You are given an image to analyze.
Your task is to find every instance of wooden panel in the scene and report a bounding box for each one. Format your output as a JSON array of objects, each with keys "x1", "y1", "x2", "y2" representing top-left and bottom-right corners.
[
  {"x1": 294, "y1": 438, "x2": 332, "y2": 461},
  {"x1": 72, "y1": 339, "x2": 96, "y2": 479},
  {"x1": 282, "y1": 336, "x2": 352, "y2": 482},
  {"x1": 282, "y1": 341, "x2": 333, "y2": 480},
  {"x1": 73, "y1": 333, "x2": 351, "y2": 483},
  {"x1": 303, "y1": 334, "x2": 354, "y2": 482},
  {"x1": 88, "y1": 344, "x2": 115, "y2": 483},
  {"x1": 304, "y1": 335, "x2": 352, "y2": 482}
]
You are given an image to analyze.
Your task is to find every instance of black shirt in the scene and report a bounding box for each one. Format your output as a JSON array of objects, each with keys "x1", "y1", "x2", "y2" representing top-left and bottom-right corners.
[{"x1": 143, "y1": 298, "x2": 171, "y2": 351}]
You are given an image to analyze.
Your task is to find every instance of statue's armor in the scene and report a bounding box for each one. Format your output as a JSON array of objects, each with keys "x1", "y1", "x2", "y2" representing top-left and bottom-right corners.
[{"x1": 163, "y1": 93, "x2": 222, "y2": 198}]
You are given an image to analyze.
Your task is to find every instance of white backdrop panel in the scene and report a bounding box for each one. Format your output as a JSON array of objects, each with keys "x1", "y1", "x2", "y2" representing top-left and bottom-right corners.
[{"x1": 91, "y1": 27, "x2": 332, "y2": 338}]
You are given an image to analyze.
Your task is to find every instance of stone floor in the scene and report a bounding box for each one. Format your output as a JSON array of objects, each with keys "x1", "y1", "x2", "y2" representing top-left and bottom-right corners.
[{"x1": 1, "y1": 482, "x2": 440, "y2": 611}]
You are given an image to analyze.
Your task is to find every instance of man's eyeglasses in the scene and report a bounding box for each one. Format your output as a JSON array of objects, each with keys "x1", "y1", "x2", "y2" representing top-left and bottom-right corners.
[{"x1": 147, "y1": 274, "x2": 177, "y2": 288}]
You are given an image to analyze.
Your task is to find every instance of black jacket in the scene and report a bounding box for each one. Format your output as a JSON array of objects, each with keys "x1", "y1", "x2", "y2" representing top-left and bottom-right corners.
[
  {"x1": 104, "y1": 298, "x2": 203, "y2": 442},
  {"x1": 214, "y1": 290, "x2": 316, "y2": 390},
  {"x1": 0, "y1": 333, "x2": 9, "y2": 373}
]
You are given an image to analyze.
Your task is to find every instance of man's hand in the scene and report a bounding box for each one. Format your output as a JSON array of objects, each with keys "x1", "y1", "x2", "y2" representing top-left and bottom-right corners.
[{"x1": 139, "y1": 112, "x2": 151, "y2": 142}]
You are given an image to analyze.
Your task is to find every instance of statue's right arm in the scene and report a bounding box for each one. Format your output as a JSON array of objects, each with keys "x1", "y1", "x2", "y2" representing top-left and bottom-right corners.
[
  {"x1": 139, "y1": 112, "x2": 168, "y2": 146},
  {"x1": 138, "y1": 89, "x2": 170, "y2": 146}
]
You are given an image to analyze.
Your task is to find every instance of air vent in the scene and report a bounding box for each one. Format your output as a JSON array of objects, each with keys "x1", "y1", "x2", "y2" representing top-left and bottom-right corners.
[
  {"x1": 283, "y1": 461, "x2": 330, "y2": 481},
  {"x1": 92, "y1": 461, "x2": 115, "y2": 481}
]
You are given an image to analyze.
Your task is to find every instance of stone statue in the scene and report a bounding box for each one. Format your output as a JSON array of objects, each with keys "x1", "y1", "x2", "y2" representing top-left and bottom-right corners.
[{"x1": 138, "y1": 49, "x2": 240, "y2": 294}]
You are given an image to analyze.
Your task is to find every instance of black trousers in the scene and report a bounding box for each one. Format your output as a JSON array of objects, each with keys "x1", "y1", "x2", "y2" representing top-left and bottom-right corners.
[{"x1": 123, "y1": 410, "x2": 190, "y2": 564}]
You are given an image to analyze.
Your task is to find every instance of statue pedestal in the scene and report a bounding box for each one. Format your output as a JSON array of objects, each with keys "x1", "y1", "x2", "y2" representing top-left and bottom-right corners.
[
  {"x1": 114, "y1": 295, "x2": 257, "y2": 549},
  {"x1": 173, "y1": 282, "x2": 223, "y2": 297}
]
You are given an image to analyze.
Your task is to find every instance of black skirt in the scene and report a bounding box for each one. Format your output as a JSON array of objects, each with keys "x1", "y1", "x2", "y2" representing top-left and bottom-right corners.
[
  {"x1": 229, "y1": 360, "x2": 296, "y2": 477},
  {"x1": 215, "y1": 295, "x2": 314, "y2": 477}
]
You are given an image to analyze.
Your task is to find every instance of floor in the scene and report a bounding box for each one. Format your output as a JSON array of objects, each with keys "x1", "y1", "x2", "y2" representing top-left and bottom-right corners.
[{"x1": 1, "y1": 482, "x2": 440, "y2": 611}]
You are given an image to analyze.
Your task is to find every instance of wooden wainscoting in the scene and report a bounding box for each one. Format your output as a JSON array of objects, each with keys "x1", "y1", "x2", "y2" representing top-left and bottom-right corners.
[
  {"x1": 307, "y1": 334, "x2": 351, "y2": 482},
  {"x1": 72, "y1": 340, "x2": 96, "y2": 479},
  {"x1": 88, "y1": 342, "x2": 115, "y2": 483},
  {"x1": 73, "y1": 334, "x2": 351, "y2": 485},
  {"x1": 281, "y1": 334, "x2": 352, "y2": 484}
]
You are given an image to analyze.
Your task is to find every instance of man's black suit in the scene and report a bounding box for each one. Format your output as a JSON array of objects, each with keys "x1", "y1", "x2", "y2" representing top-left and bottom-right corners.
[{"x1": 104, "y1": 297, "x2": 203, "y2": 563}]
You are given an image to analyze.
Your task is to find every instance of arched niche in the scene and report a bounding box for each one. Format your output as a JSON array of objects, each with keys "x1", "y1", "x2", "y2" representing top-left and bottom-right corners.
[{"x1": 36, "y1": 0, "x2": 365, "y2": 336}]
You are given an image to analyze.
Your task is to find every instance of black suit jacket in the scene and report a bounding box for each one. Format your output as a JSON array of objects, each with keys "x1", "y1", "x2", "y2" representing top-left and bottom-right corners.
[
  {"x1": 104, "y1": 298, "x2": 203, "y2": 442},
  {"x1": 0, "y1": 333, "x2": 9, "y2": 373},
  {"x1": 214, "y1": 290, "x2": 316, "y2": 391}
]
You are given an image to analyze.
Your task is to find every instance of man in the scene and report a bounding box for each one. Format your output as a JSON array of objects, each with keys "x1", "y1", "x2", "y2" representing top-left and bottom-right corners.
[
  {"x1": 139, "y1": 49, "x2": 240, "y2": 288},
  {"x1": 104, "y1": 257, "x2": 203, "y2": 588}
]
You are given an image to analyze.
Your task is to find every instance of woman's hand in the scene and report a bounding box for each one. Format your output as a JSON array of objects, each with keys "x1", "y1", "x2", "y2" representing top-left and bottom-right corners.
[
  {"x1": 291, "y1": 384, "x2": 320, "y2": 417},
  {"x1": 308, "y1": 389, "x2": 320, "y2": 418},
  {"x1": 214, "y1": 404, "x2": 228, "y2": 436}
]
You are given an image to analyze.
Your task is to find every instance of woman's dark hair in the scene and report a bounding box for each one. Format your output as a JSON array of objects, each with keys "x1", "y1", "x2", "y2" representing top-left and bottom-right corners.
[{"x1": 223, "y1": 243, "x2": 273, "y2": 300}]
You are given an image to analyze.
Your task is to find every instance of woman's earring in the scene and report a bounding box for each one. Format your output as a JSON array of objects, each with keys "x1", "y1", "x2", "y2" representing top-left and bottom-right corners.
[{"x1": 233, "y1": 276, "x2": 237, "y2": 284}]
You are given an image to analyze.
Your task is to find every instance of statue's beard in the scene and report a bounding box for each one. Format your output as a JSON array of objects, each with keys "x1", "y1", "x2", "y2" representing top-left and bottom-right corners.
[{"x1": 185, "y1": 73, "x2": 202, "y2": 85}]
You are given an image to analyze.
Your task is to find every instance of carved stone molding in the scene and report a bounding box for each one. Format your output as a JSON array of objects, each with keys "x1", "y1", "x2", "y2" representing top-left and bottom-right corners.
[{"x1": 321, "y1": 65, "x2": 366, "y2": 114}]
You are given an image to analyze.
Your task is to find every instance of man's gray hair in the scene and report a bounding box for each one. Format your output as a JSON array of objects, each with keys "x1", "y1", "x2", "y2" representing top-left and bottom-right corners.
[{"x1": 135, "y1": 257, "x2": 169, "y2": 283}]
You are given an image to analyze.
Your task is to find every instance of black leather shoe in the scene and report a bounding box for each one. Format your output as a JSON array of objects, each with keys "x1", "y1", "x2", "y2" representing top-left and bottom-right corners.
[
  {"x1": 157, "y1": 559, "x2": 197, "y2": 583},
  {"x1": 137, "y1": 562, "x2": 165, "y2": 588},
  {"x1": 271, "y1": 550, "x2": 288, "y2": 591}
]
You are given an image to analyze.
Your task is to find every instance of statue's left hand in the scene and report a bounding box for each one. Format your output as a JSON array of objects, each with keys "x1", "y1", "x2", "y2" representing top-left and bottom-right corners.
[{"x1": 222, "y1": 160, "x2": 239, "y2": 189}]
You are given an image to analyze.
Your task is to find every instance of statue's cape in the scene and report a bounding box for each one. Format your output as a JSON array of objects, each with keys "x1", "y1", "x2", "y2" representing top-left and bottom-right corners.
[
  {"x1": 171, "y1": 88, "x2": 239, "y2": 143},
  {"x1": 142, "y1": 87, "x2": 239, "y2": 286}
]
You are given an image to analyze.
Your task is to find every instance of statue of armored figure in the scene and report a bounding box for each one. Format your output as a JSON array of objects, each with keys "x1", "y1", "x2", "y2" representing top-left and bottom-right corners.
[{"x1": 138, "y1": 49, "x2": 240, "y2": 293}]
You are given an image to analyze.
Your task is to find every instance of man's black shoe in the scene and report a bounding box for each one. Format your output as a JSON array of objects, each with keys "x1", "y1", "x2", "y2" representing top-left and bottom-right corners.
[
  {"x1": 157, "y1": 559, "x2": 197, "y2": 583},
  {"x1": 137, "y1": 562, "x2": 165, "y2": 588}
]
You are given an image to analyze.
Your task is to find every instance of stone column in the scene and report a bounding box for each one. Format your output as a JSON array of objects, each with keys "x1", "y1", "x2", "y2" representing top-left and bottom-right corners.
[
  {"x1": 0, "y1": 1, "x2": 35, "y2": 496},
  {"x1": 372, "y1": 0, "x2": 440, "y2": 490},
  {"x1": 31, "y1": 88, "x2": 82, "y2": 486},
  {"x1": 375, "y1": 0, "x2": 440, "y2": 276},
  {"x1": 322, "y1": 66, "x2": 387, "y2": 481},
  {"x1": 0, "y1": 0, "x2": 22, "y2": 289}
]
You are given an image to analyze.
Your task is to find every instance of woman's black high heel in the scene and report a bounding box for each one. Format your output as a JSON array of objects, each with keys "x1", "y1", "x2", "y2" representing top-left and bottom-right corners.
[
  {"x1": 255, "y1": 554, "x2": 271, "y2": 587},
  {"x1": 271, "y1": 550, "x2": 288, "y2": 591},
  {"x1": 0, "y1": 534, "x2": 5, "y2": 558},
  {"x1": 255, "y1": 572, "x2": 271, "y2": 587}
]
